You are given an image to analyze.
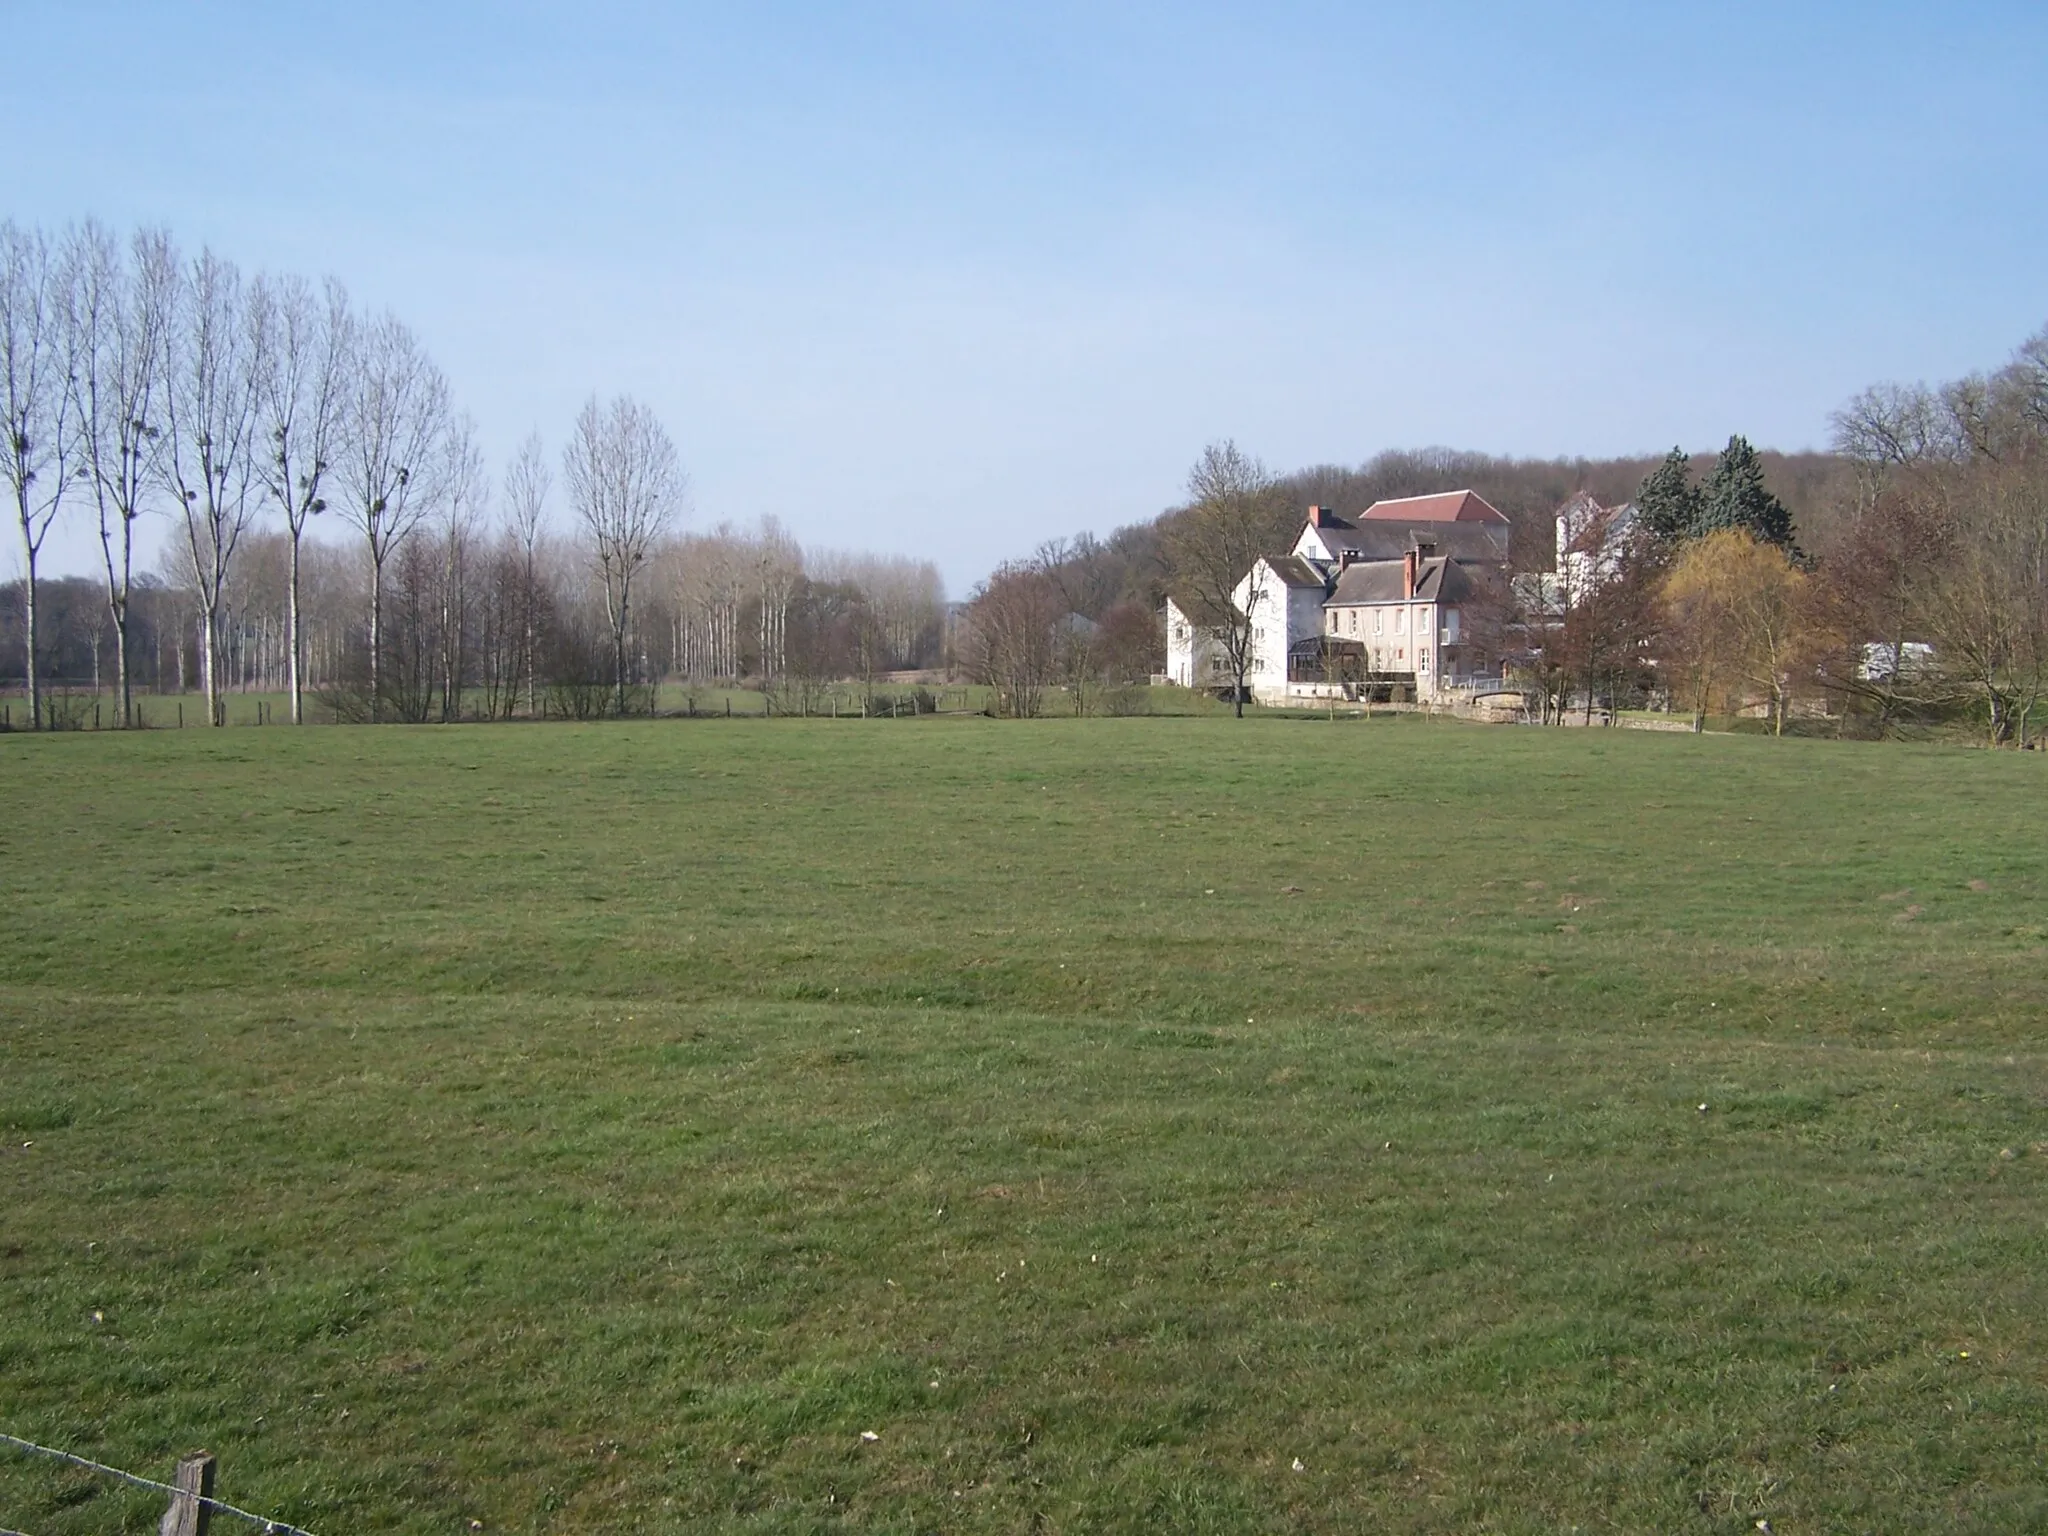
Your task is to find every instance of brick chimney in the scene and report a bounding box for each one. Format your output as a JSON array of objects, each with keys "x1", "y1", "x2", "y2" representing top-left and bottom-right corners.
[
  {"x1": 1308, "y1": 505, "x2": 1327, "y2": 528},
  {"x1": 1402, "y1": 549, "x2": 1417, "y2": 599}
]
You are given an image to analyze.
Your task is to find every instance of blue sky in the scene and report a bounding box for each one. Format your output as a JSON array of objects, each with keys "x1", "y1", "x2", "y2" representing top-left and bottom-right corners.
[{"x1": 10, "y1": 0, "x2": 2046, "y2": 592}]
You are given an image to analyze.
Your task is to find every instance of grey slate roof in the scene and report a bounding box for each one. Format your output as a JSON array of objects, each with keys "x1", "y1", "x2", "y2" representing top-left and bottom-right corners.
[
  {"x1": 1262, "y1": 554, "x2": 1329, "y2": 590},
  {"x1": 1326, "y1": 557, "x2": 1477, "y2": 606},
  {"x1": 1304, "y1": 520, "x2": 1507, "y2": 564},
  {"x1": 1166, "y1": 591, "x2": 1236, "y2": 629}
]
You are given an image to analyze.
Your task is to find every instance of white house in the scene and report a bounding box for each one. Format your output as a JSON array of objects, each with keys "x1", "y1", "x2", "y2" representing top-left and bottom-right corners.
[
  {"x1": 1234, "y1": 555, "x2": 1329, "y2": 700},
  {"x1": 1320, "y1": 550, "x2": 1492, "y2": 695},
  {"x1": 1163, "y1": 489, "x2": 1513, "y2": 706},
  {"x1": 1164, "y1": 556, "x2": 1326, "y2": 699},
  {"x1": 1554, "y1": 492, "x2": 1637, "y2": 604},
  {"x1": 1163, "y1": 592, "x2": 1230, "y2": 689},
  {"x1": 1294, "y1": 494, "x2": 1511, "y2": 569}
]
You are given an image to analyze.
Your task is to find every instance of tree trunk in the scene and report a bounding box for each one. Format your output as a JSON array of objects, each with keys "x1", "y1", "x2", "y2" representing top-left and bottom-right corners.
[
  {"x1": 521, "y1": 561, "x2": 537, "y2": 719},
  {"x1": 113, "y1": 599, "x2": 130, "y2": 727},
  {"x1": 101, "y1": 513, "x2": 135, "y2": 727},
  {"x1": 369, "y1": 556, "x2": 383, "y2": 723},
  {"x1": 199, "y1": 599, "x2": 222, "y2": 725},
  {"x1": 19, "y1": 535, "x2": 40, "y2": 731},
  {"x1": 613, "y1": 585, "x2": 631, "y2": 717},
  {"x1": 288, "y1": 529, "x2": 304, "y2": 723}
]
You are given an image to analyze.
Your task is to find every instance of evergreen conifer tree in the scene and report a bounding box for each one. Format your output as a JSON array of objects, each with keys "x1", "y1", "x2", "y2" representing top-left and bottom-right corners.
[
  {"x1": 1699, "y1": 434, "x2": 1795, "y2": 547},
  {"x1": 1634, "y1": 447, "x2": 1700, "y2": 545}
]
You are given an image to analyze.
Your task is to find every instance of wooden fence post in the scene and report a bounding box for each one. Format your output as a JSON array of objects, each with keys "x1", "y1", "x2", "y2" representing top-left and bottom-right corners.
[{"x1": 159, "y1": 1451, "x2": 214, "y2": 1536}]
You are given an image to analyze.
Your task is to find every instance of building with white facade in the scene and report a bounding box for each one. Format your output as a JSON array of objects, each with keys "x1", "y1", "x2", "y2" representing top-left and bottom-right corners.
[
  {"x1": 1554, "y1": 492, "x2": 1637, "y2": 605},
  {"x1": 1163, "y1": 490, "x2": 1513, "y2": 706}
]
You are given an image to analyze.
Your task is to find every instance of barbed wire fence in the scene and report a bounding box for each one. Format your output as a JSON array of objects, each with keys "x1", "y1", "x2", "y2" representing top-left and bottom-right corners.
[{"x1": 1, "y1": 1431, "x2": 317, "y2": 1536}]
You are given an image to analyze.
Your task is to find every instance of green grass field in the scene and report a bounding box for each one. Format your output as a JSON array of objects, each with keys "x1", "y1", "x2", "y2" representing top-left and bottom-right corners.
[{"x1": 2, "y1": 717, "x2": 2044, "y2": 1533}]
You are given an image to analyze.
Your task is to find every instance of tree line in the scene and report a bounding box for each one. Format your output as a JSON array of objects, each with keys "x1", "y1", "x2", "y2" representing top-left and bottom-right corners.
[
  {"x1": 976, "y1": 322, "x2": 2046, "y2": 744},
  {"x1": 1527, "y1": 323, "x2": 2048, "y2": 742},
  {"x1": 2, "y1": 219, "x2": 946, "y2": 729}
]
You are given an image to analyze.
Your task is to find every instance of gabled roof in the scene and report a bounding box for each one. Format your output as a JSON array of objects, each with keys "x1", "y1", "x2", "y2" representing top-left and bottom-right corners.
[
  {"x1": 1166, "y1": 590, "x2": 1236, "y2": 629},
  {"x1": 1358, "y1": 489, "x2": 1510, "y2": 526},
  {"x1": 1261, "y1": 554, "x2": 1329, "y2": 590},
  {"x1": 1301, "y1": 520, "x2": 1507, "y2": 564},
  {"x1": 1326, "y1": 556, "x2": 1477, "y2": 606},
  {"x1": 1556, "y1": 492, "x2": 1636, "y2": 530}
]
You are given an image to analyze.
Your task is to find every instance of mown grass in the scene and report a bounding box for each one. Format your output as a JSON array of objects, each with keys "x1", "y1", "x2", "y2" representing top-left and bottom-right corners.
[{"x1": 1, "y1": 716, "x2": 2044, "y2": 1533}]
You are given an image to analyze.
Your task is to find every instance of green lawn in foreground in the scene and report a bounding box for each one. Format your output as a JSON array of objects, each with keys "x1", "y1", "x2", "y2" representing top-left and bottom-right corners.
[{"x1": 1, "y1": 717, "x2": 2043, "y2": 1533}]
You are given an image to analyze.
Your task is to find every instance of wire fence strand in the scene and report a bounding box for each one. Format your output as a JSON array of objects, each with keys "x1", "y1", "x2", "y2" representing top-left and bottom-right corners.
[{"x1": 0, "y1": 1431, "x2": 318, "y2": 1536}]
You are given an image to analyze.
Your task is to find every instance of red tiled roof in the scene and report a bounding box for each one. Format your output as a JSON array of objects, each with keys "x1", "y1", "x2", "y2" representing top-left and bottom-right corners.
[{"x1": 1357, "y1": 489, "x2": 1509, "y2": 526}]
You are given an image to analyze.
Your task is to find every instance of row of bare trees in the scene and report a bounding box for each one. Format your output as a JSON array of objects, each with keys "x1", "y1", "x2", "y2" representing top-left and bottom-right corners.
[
  {"x1": 961, "y1": 548, "x2": 1160, "y2": 717},
  {"x1": 4, "y1": 219, "x2": 949, "y2": 728},
  {"x1": 0, "y1": 218, "x2": 472, "y2": 726}
]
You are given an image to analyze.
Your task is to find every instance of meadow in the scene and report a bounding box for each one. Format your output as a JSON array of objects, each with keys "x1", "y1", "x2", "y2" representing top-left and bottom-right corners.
[{"x1": 1, "y1": 715, "x2": 2043, "y2": 1533}]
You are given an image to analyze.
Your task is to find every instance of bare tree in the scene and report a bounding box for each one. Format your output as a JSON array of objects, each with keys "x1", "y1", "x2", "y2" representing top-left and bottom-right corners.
[
  {"x1": 1164, "y1": 440, "x2": 1286, "y2": 717},
  {"x1": 1921, "y1": 460, "x2": 2048, "y2": 746},
  {"x1": 1803, "y1": 480, "x2": 1948, "y2": 733},
  {"x1": 160, "y1": 250, "x2": 264, "y2": 726},
  {"x1": 251, "y1": 271, "x2": 352, "y2": 723},
  {"x1": 1829, "y1": 382, "x2": 1964, "y2": 494},
  {"x1": 964, "y1": 560, "x2": 1060, "y2": 717},
  {"x1": 563, "y1": 394, "x2": 683, "y2": 715},
  {"x1": 1, "y1": 221, "x2": 79, "y2": 729},
  {"x1": 340, "y1": 312, "x2": 448, "y2": 720},
  {"x1": 502, "y1": 430, "x2": 552, "y2": 716},
  {"x1": 754, "y1": 516, "x2": 802, "y2": 679},
  {"x1": 69, "y1": 223, "x2": 175, "y2": 728},
  {"x1": 435, "y1": 417, "x2": 485, "y2": 721}
]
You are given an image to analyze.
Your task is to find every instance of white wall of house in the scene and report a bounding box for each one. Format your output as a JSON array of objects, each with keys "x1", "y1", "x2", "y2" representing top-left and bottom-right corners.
[
  {"x1": 1294, "y1": 524, "x2": 1342, "y2": 566},
  {"x1": 1163, "y1": 597, "x2": 1221, "y2": 689},
  {"x1": 1557, "y1": 499, "x2": 1636, "y2": 606},
  {"x1": 1232, "y1": 561, "x2": 1327, "y2": 703}
]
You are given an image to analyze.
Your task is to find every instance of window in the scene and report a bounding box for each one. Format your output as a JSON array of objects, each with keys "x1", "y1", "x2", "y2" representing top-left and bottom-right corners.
[
  {"x1": 1395, "y1": 609, "x2": 1406, "y2": 633},
  {"x1": 1443, "y1": 608, "x2": 1460, "y2": 643},
  {"x1": 1419, "y1": 648, "x2": 1430, "y2": 672},
  {"x1": 1373, "y1": 610, "x2": 1383, "y2": 634},
  {"x1": 1347, "y1": 609, "x2": 1357, "y2": 635}
]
